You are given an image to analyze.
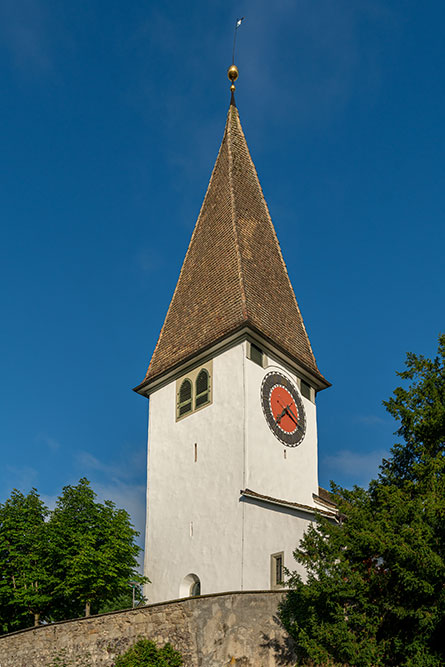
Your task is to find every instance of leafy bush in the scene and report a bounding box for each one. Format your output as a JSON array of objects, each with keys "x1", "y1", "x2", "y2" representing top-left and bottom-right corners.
[{"x1": 114, "y1": 638, "x2": 183, "y2": 667}]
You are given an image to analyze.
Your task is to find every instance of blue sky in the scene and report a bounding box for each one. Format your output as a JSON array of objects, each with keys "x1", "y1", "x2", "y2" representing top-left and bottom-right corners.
[{"x1": 1, "y1": 0, "x2": 444, "y2": 549}]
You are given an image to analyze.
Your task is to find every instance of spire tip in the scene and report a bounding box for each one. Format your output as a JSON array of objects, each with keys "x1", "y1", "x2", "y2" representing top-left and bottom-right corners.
[
  {"x1": 228, "y1": 65, "x2": 239, "y2": 105},
  {"x1": 227, "y1": 64, "x2": 239, "y2": 83}
]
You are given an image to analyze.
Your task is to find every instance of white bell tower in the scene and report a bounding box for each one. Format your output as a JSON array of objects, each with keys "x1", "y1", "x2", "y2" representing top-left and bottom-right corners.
[{"x1": 134, "y1": 77, "x2": 334, "y2": 604}]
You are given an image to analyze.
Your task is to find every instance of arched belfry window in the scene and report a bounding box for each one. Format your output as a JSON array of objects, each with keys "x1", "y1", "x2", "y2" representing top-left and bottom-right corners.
[
  {"x1": 178, "y1": 379, "x2": 192, "y2": 417},
  {"x1": 175, "y1": 360, "x2": 213, "y2": 421},
  {"x1": 195, "y1": 369, "x2": 210, "y2": 408}
]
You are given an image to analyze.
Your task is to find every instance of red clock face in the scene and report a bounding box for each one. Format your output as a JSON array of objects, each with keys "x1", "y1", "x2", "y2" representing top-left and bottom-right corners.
[
  {"x1": 270, "y1": 385, "x2": 300, "y2": 434},
  {"x1": 261, "y1": 371, "x2": 306, "y2": 447}
]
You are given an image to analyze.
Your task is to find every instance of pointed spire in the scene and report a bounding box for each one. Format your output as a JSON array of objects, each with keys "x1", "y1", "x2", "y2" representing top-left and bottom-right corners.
[{"x1": 137, "y1": 101, "x2": 328, "y2": 390}]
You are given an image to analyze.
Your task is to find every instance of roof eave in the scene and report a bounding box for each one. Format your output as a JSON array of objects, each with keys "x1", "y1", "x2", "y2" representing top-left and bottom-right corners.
[
  {"x1": 241, "y1": 488, "x2": 338, "y2": 519},
  {"x1": 133, "y1": 321, "x2": 330, "y2": 398}
]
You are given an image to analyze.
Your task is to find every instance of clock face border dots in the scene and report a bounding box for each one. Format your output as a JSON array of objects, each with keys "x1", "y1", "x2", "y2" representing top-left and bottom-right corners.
[{"x1": 260, "y1": 371, "x2": 307, "y2": 447}]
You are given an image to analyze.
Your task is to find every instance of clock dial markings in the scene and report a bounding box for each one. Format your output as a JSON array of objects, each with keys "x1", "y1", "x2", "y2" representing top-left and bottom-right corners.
[
  {"x1": 272, "y1": 391, "x2": 298, "y2": 433},
  {"x1": 261, "y1": 371, "x2": 307, "y2": 447}
]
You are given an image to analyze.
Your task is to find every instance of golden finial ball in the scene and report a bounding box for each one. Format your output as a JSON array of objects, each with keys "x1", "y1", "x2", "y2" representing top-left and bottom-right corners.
[{"x1": 227, "y1": 65, "x2": 239, "y2": 83}]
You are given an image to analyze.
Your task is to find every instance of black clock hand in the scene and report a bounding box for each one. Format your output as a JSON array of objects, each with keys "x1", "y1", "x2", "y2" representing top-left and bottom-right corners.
[
  {"x1": 285, "y1": 405, "x2": 299, "y2": 427},
  {"x1": 277, "y1": 398, "x2": 300, "y2": 429},
  {"x1": 275, "y1": 406, "x2": 287, "y2": 424}
]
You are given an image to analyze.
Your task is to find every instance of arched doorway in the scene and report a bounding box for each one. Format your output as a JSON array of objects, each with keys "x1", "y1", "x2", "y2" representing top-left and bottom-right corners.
[{"x1": 179, "y1": 573, "x2": 201, "y2": 598}]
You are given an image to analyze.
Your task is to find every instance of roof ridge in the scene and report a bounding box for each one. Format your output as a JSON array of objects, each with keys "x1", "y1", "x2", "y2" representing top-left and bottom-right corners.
[
  {"x1": 227, "y1": 105, "x2": 248, "y2": 320},
  {"x1": 145, "y1": 115, "x2": 231, "y2": 377},
  {"x1": 231, "y1": 107, "x2": 318, "y2": 369}
]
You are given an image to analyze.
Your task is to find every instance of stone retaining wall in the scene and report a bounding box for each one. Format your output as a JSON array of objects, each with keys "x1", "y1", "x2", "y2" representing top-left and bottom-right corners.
[{"x1": 0, "y1": 591, "x2": 297, "y2": 666}]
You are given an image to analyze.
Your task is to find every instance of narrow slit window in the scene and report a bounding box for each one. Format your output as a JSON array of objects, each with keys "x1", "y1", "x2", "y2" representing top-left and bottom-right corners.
[
  {"x1": 250, "y1": 343, "x2": 264, "y2": 367},
  {"x1": 275, "y1": 555, "x2": 283, "y2": 585},
  {"x1": 195, "y1": 369, "x2": 210, "y2": 408},
  {"x1": 300, "y1": 380, "x2": 311, "y2": 400},
  {"x1": 178, "y1": 379, "x2": 192, "y2": 417},
  {"x1": 271, "y1": 552, "x2": 285, "y2": 589}
]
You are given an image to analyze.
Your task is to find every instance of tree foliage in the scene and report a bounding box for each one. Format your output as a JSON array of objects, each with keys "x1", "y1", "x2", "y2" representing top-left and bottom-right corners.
[
  {"x1": 49, "y1": 478, "x2": 145, "y2": 619},
  {"x1": 0, "y1": 489, "x2": 52, "y2": 632},
  {"x1": 97, "y1": 586, "x2": 146, "y2": 615},
  {"x1": 114, "y1": 639, "x2": 183, "y2": 667},
  {"x1": 0, "y1": 478, "x2": 145, "y2": 633},
  {"x1": 280, "y1": 334, "x2": 445, "y2": 666}
]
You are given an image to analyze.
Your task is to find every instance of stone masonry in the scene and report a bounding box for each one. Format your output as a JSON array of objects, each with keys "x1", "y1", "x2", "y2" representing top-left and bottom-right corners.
[{"x1": 0, "y1": 591, "x2": 298, "y2": 667}]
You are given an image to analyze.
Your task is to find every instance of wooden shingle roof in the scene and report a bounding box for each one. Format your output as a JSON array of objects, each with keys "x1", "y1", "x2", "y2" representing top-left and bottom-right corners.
[{"x1": 139, "y1": 99, "x2": 327, "y2": 388}]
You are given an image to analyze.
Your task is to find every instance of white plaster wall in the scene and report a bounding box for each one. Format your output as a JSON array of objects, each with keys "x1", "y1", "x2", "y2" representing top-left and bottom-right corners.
[
  {"x1": 144, "y1": 340, "x2": 322, "y2": 603},
  {"x1": 242, "y1": 499, "x2": 314, "y2": 589},
  {"x1": 144, "y1": 344, "x2": 246, "y2": 603},
  {"x1": 244, "y1": 346, "x2": 319, "y2": 506}
]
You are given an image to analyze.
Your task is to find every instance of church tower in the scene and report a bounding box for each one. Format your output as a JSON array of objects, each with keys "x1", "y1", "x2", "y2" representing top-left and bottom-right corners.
[{"x1": 134, "y1": 68, "x2": 334, "y2": 604}]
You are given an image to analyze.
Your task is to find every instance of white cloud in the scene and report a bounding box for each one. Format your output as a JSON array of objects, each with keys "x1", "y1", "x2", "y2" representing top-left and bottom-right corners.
[
  {"x1": 135, "y1": 247, "x2": 165, "y2": 275},
  {"x1": 76, "y1": 448, "x2": 146, "y2": 482},
  {"x1": 322, "y1": 448, "x2": 388, "y2": 486},
  {"x1": 36, "y1": 434, "x2": 61, "y2": 451},
  {"x1": 42, "y1": 450, "x2": 147, "y2": 570},
  {"x1": 75, "y1": 448, "x2": 147, "y2": 560},
  {"x1": 94, "y1": 481, "x2": 146, "y2": 541},
  {"x1": 39, "y1": 493, "x2": 58, "y2": 512},
  {"x1": 353, "y1": 414, "x2": 387, "y2": 426},
  {"x1": 40, "y1": 482, "x2": 145, "y2": 571},
  {"x1": 2, "y1": 465, "x2": 39, "y2": 496},
  {"x1": 0, "y1": 0, "x2": 52, "y2": 72},
  {"x1": 224, "y1": 0, "x2": 398, "y2": 127}
]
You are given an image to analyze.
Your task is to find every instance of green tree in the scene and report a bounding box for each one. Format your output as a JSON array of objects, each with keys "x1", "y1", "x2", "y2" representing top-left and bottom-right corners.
[
  {"x1": 0, "y1": 489, "x2": 53, "y2": 632},
  {"x1": 280, "y1": 334, "x2": 445, "y2": 666},
  {"x1": 114, "y1": 639, "x2": 183, "y2": 667},
  {"x1": 98, "y1": 584, "x2": 146, "y2": 614},
  {"x1": 48, "y1": 478, "x2": 146, "y2": 619}
]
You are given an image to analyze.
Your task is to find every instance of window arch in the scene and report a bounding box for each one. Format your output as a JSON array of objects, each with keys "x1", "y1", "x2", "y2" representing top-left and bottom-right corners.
[
  {"x1": 179, "y1": 573, "x2": 201, "y2": 598},
  {"x1": 175, "y1": 361, "x2": 212, "y2": 421},
  {"x1": 195, "y1": 369, "x2": 210, "y2": 408},
  {"x1": 178, "y1": 379, "x2": 192, "y2": 417}
]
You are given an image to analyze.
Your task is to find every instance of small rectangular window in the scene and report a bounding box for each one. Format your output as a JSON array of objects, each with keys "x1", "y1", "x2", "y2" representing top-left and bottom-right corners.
[
  {"x1": 250, "y1": 343, "x2": 264, "y2": 367},
  {"x1": 271, "y1": 552, "x2": 284, "y2": 589},
  {"x1": 300, "y1": 379, "x2": 311, "y2": 401}
]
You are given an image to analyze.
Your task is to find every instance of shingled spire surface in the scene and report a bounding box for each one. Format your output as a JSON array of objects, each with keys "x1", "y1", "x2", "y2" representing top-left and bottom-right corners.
[{"x1": 142, "y1": 102, "x2": 326, "y2": 386}]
